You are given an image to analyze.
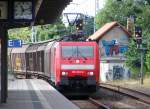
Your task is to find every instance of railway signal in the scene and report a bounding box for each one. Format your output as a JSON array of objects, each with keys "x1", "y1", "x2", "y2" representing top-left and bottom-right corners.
[
  {"x1": 76, "y1": 19, "x2": 83, "y2": 31},
  {"x1": 134, "y1": 26, "x2": 147, "y2": 85},
  {"x1": 135, "y1": 26, "x2": 142, "y2": 46}
]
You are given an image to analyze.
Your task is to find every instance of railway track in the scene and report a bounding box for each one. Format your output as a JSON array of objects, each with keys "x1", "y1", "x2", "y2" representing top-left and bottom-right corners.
[
  {"x1": 99, "y1": 83, "x2": 150, "y2": 105},
  {"x1": 72, "y1": 98, "x2": 110, "y2": 109}
]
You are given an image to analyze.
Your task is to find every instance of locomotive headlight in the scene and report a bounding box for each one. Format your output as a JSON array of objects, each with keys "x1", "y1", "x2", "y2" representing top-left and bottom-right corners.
[
  {"x1": 62, "y1": 72, "x2": 68, "y2": 76},
  {"x1": 88, "y1": 72, "x2": 94, "y2": 76}
]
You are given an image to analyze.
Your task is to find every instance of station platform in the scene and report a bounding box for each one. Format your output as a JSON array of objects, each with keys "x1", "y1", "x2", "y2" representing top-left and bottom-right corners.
[{"x1": 0, "y1": 78, "x2": 79, "y2": 109}]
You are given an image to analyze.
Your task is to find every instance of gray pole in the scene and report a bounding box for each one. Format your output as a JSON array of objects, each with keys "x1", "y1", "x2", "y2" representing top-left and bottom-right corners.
[
  {"x1": 94, "y1": 0, "x2": 96, "y2": 32},
  {"x1": 31, "y1": 26, "x2": 37, "y2": 42},
  {"x1": 140, "y1": 49, "x2": 144, "y2": 84},
  {"x1": 94, "y1": 0, "x2": 99, "y2": 33},
  {"x1": 0, "y1": 25, "x2": 8, "y2": 103}
]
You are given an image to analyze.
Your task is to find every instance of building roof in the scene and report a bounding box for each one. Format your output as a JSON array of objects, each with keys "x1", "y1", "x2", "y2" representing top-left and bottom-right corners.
[
  {"x1": 88, "y1": 21, "x2": 132, "y2": 41},
  {"x1": 35, "y1": 0, "x2": 72, "y2": 25},
  {"x1": 7, "y1": 0, "x2": 72, "y2": 28}
]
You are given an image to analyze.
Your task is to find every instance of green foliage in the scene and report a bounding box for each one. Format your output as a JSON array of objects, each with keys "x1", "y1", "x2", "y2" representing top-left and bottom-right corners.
[
  {"x1": 125, "y1": 39, "x2": 139, "y2": 77},
  {"x1": 125, "y1": 39, "x2": 147, "y2": 78},
  {"x1": 96, "y1": 0, "x2": 146, "y2": 28},
  {"x1": 8, "y1": 17, "x2": 67, "y2": 42},
  {"x1": 84, "y1": 17, "x2": 94, "y2": 36},
  {"x1": 8, "y1": 27, "x2": 31, "y2": 43},
  {"x1": 137, "y1": 5, "x2": 150, "y2": 72},
  {"x1": 146, "y1": 52, "x2": 150, "y2": 71}
]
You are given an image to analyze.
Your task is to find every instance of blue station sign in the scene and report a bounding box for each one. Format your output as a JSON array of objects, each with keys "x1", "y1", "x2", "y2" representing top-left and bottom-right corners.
[{"x1": 8, "y1": 39, "x2": 22, "y2": 48}]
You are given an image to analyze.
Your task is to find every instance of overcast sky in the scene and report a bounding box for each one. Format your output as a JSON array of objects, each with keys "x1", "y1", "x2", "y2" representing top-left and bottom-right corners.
[
  {"x1": 62, "y1": 0, "x2": 105, "y2": 24},
  {"x1": 63, "y1": 0, "x2": 105, "y2": 16}
]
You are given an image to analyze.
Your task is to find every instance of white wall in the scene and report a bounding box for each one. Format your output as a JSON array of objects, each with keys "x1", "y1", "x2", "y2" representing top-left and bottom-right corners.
[
  {"x1": 100, "y1": 62, "x2": 130, "y2": 82},
  {"x1": 100, "y1": 63, "x2": 109, "y2": 82}
]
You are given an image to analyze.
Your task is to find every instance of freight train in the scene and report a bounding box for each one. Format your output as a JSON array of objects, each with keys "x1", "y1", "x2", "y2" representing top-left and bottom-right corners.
[{"x1": 8, "y1": 39, "x2": 100, "y2": 94}]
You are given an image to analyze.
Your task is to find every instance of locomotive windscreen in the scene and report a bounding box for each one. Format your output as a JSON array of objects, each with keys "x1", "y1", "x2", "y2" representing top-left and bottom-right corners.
[{"x1": 61, "y1": 46, "x2": 94, "y2": 58}]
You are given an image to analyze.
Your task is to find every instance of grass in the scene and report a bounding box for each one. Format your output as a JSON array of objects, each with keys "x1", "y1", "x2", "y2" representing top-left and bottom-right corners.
[
  {"x1": 142, "y1": 76, "x2": 150, "y2": 88},
  {"x1": 106, "y1": 76, "x2": 150, "y2": 88}
]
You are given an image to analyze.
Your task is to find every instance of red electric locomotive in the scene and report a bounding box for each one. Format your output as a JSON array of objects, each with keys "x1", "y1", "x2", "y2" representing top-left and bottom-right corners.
[{"x1": 44, "y1": 41, "x2": 99, "y2": 93}]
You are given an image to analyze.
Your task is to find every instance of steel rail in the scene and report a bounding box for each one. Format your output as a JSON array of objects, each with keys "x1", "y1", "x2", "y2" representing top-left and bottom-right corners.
[
  {"x1": 89, "y1": 98, "x2": 111, "y2": 109},
  {"x1": 99, "y1": 83, "x2": 150, "y2": 105},
  {"x1": 100, "y1": 83, "x2": 150, "y2": 97}
]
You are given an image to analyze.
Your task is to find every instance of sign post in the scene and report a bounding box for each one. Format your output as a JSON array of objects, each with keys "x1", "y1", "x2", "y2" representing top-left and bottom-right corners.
[{"x1": 8, "y1": 39, "x2": 22, "y2": 48}]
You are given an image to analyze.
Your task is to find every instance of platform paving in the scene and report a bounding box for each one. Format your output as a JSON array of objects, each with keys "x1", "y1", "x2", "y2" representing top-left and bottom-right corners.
[{"x1": 0, "y1": 78, "x2": 80, "y2": 109}]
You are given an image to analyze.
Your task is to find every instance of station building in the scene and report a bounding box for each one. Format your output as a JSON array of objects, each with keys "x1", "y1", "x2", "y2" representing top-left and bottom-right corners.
[
  {"x1": 0, "y1": 0, "x2": 72, "y2": 104},
  {"x1": 88, "y1": 21, "x2": 132, "y2": 82}
]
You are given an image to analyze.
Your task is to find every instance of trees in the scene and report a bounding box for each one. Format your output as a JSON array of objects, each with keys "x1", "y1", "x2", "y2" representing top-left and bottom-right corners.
[
  {"x1": 83, "y1": 16, "x2": 94, "y2": 36},
  {"x1": 8, "y1": 17, "x2": 67, "y2": 43},
  {"x1": 96, "y1": 0, "x2": 145, "y2": 28},
  {"x1": 8, "y1": 27, "x2": 31, "y2": 43}
]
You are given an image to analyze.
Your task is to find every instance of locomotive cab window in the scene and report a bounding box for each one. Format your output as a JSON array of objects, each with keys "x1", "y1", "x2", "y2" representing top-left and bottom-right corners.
[
  {"x1": 61, "y1": 46, "x2": 77, "y2": 58},
  {"x1": 78, "y1": 46, "x2": 94, "y2": 57},
  {"x1": 61, "y1": 46, "x2": 94, "y2": 58}
]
